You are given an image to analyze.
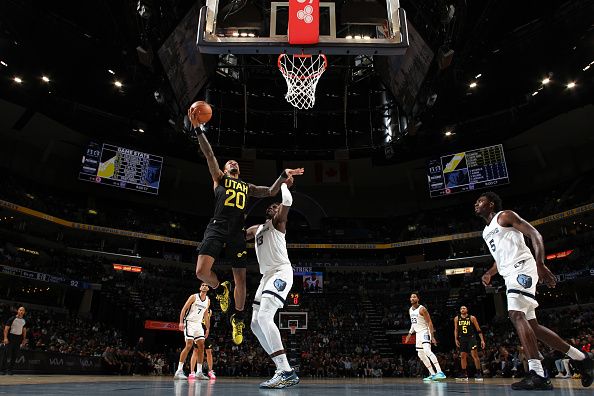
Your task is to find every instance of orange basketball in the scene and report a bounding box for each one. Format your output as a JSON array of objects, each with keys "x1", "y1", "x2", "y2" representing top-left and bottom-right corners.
[{"x1": 190, "y1": 101, "x2": 212, "y2": 124}]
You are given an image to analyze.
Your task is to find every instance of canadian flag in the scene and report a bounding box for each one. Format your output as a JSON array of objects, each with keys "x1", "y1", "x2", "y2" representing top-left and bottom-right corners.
[{"x1": 315, "y1": 162, "x2": 348, "y2": 184}]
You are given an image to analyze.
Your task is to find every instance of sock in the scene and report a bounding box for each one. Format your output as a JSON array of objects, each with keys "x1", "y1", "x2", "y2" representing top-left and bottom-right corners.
[
  {"x1": 197, "y1": 363, "x2": 202, "y2": 373},
  {"x1": 567, "y1": 346, "x2": 585, "y2": 360},
  {"x1": 178, "y1": 362, "x2": 184, "y2": 371},
  {"x1": 272, "y1": 354, "x2": 291, "y2": 372},
  {"x1": 528, "y1": 359, "x2": 545, "y2": 377}
]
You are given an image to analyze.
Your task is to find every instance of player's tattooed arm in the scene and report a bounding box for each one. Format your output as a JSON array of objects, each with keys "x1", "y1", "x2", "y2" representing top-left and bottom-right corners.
[
  {"x1": 248, "y1": 168, "x2": 304, "y2": 197},
  {"x1": 273, "y1": 178, "x2": 294, "y2": 233},
  {"x1": 196, "y1": 133, "x2": 224, "y2": 184}
]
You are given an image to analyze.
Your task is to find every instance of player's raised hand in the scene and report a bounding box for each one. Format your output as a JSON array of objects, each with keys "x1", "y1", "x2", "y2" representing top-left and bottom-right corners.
[
  {"x1": 284, "y1": 177, "x2": 294, "y2": 188},
  {"x1": 537, "y1": 263, "x2": 556, "y2": 288},
  {"x1": 285, "y1": 168, "x2": 304, "y2": 178}
]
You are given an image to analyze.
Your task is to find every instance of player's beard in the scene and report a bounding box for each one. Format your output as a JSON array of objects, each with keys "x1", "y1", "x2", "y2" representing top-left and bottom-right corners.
[{"x1": 229, "y1": 168, "x2": 239, "y2": 175}]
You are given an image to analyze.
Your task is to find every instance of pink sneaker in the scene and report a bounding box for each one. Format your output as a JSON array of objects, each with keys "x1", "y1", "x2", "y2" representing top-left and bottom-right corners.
[
  {"x1": 208, "y1": 370, "x2": 216, "y2": 380},
  {"x1": 188, "y1": 373, "x2": 196, "y2": 380}
]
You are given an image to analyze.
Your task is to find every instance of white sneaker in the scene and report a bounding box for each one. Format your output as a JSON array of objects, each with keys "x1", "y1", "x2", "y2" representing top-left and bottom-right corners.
[
  {"x1": 174, "y1": 370, "x2": 187, "y2": 380},
  {"x1": 196, "y1": 372, "x2": 209, "y2": 380}
]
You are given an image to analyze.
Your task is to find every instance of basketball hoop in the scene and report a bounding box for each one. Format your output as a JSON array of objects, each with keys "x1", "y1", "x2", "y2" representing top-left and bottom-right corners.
[
  {"x1": 278, "y1": 53, "x2": 328, "y2": 110},
  {"x1": 289, "y1": 323, "x2": 297, "y2": 335}
]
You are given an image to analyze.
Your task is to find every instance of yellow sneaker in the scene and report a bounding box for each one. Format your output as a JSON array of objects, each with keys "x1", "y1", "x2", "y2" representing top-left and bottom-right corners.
[
  {"x1": 231, "y1": 313, "x2": 245, "y2": 345},
  {"x1": 215, "y1": 281, "x2": 230, "y2": 313}
]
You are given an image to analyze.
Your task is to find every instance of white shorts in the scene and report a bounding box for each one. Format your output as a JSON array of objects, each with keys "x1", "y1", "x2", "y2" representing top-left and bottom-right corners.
[
  {"x1": 184, "y1": 320, "x2": 205, "y2": 341},
  {"x1": 253, "y1": 266, "x2": 293, "y2": 309},
  {"x1": 504, "y1": 258, "x2": 539, "y2": 320},
  {"x1": 415, "y1": 330, "x2": 432, "y2": 350}
]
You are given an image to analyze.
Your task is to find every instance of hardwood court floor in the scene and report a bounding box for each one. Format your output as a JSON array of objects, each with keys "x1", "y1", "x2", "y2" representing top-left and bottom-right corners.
[{"x1": 0, "y1": 376, "x2": 590, "y2": 395}]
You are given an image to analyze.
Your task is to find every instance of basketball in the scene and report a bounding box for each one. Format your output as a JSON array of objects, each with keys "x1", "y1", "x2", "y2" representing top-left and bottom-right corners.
[{"x1": 190, "y1": 101, "x2": 212, "y2": 124}]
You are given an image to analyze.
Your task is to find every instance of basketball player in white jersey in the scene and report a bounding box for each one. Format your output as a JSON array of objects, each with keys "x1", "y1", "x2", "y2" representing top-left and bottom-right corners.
[
  {"x1": 174, "y1": 283, "x2": 210, "y2": 380},
  {"x1": 476, "y1": 192, "x2": 593, "y2": 390},
  {"x1": 405, "y1": 292, "x2": 446, "y2": 381},
  {"x1": 246, "y1": 178, "x2": 299, "y2": 389}
]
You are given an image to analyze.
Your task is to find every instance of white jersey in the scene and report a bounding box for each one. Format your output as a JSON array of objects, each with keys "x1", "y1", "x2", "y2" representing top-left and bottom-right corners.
[
  {"x1": 482, "y1": 211, "x2": 533, "y2": 278},
  {"x1": 185, "y1": 294, "x2": 209, "y2": 323},
  {"x1": 409, "y1": 304, "x2": 429, "y2": 333},
  {"x1": 255, "y1": 219, "x2": 291, "y2": 274}
]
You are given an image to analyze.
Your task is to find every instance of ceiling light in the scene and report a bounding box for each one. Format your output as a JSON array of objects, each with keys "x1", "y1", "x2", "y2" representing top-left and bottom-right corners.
[
  {"x1": 248, "y1": 33, "x2": 255, "y2": 37},
  {"x1": 541, "y1": 77, "x2": 550, "y2": 85},
  {"x1": 240, "y1": 32, "x2": 248, "y2": 37},
  {"x1": 41, "y1": 76, "x2": 50, "y2": 83},
  {"x1": 566, "y1": 81, "x2": 576, "y2": 89},
  {"x1": 346, "y1": 35, "x2": 353, "y2": 39},
  {"x1": 232, "y1": 32, "x2": 239, "y2": 37},
  {"x1": 108, "y1": 69, "x2": 115, "y2": 75},
  {"x1": 583, "y1": 65, "x2": 590, "y2": 71},
  {"x1": 475, "y1": 73, "x2": 482, "y2": 78},
  {"x1": 444, "y1": 131, "x2": 453, "y2": 136},
  {"x1": 13, "y1": 77, "x2": 23, "y2": 84},
  {"x1": 0, "y1": 61, "x2": 7, "y2": 67},
  {"x1": 469, "y1": 82, "x2": 477, "y2": 88},
  {"x1": 363, "y1": 35, "x2": 371, "y2": 40},
  {"x1": 114, "y1": 80, "x2": 123, "y2": 88},
  {"x1": 531, "y1": 91, "x2": 539, "y2": 96},
  {"x1": 138, "y1": 128, "x2": 145, "y2": 133}
]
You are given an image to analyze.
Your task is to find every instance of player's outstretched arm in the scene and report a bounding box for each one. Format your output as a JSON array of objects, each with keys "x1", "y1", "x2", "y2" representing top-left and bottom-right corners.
[
  {"x1": 245, "y1": 225, "x2": 259, "y2": 241},
  {"x1": 188, "y1": 107, "x2": 224, "y2": 183},
  {"x1": 273, "y1": 178, "x2": 293, "y2": 233},
  {"x1": 481, "y1": 262, "x2": 498, "y2": 286},
  {"x1": 248, "y1": 168, "x2": 304, "y2": 198}
]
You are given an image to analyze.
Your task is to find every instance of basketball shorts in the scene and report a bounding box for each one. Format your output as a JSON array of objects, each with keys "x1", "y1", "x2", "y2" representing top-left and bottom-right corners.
[
  {"x1": 504, "y1": 257, "x2": 539, "y2": 320},
  {"x1": 253, "y1": 265, "x2": 293, "y2": 309},
  {"x1": 184, "y1": 320, "x2": 205, "y2": 341},
  {"x1": 198, "y1": 219, "x2": 247, "y2": 269},
  {"x1": 459, "y1": 338, "x2": 478, "y2": 353},
  {"x1": 415, "y1": 330, "x2": 432, "y2": 350}
]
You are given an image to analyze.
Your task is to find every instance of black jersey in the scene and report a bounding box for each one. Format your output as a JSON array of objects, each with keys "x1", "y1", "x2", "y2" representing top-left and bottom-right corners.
[
  {"x1": 210, "y1": 175, "x2": 250, "y2": 232},
  {"x1": 457, "y1": 315, "x2": 476, "y2": 339}
]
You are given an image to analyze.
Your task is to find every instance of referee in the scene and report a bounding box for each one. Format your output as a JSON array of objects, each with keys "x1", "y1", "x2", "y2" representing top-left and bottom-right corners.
[{"x1": 1, "y1": 306, "x2": 28, "y2": 375}]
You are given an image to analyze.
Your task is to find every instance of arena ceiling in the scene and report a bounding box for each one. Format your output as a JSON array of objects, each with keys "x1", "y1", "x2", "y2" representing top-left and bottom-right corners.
[{"x1": 0, "y1": 0, "x2": 592, "y2": 162}]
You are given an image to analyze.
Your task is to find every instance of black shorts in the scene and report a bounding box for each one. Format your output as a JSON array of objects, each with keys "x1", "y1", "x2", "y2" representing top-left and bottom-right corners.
[
  {"x1": 198, "y1": 219, "x2": 247, "y2": 269},
  {"x1": 459, "y1": 338, "x2": 478, "y2": 353},
  {"x1": 204, "y1": 337, "x2": 214, "y2": 350}
]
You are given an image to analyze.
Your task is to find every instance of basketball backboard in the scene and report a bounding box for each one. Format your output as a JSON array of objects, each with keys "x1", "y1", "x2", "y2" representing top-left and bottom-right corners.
[{"x1": 197, "y1": 0, "x2": 408, "y2": 55}]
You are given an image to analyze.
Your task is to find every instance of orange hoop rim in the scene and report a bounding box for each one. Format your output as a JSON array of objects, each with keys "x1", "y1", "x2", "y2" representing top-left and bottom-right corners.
[{"x1": 278, "y1": 53, "x2": 328, "y2": 80}]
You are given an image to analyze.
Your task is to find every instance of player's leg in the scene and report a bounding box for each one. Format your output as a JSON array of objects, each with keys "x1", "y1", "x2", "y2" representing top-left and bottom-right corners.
[
  {"x1": 423, "y1": 342, "x2": 445, "y2": 380},
  {"x1": 205, "y1": 348, "x2": 216, "y2": 379},
  {"x1": 194, "y1": 339, "x2": 208, "y2": 379},
  {"x1": 258, "y1": 268, "x2": 299, "y2": 388},
  {"x1": 189, "y1": 344, "x2": 199, "y2": 379},
  {"x1": 417, "y1": 348, "x2": 436, "y2": 380},
  {"x1": 229, "y1": 242, "x2": 248, "y2": 344},
  {"x1": 175, "y1": 339, "x2": 194, "y2": 379},
  {"x1": 470, "y1": 347, "x2": 483, "y2": 378},
  {"x1": 251, "y1": 276, "x2": 274, "y2": 354},
  {"x1": 528, "y1": 317, "x2": 592, "y2": 387},
  {"x1": 197, "y1": 237, "x2": 231, "y2": 313}
]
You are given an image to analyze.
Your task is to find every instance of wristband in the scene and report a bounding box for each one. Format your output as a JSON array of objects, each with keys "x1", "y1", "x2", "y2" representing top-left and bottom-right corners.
[
  {"x1": 193, "y1": 126, "x2": 204, "y2": 136},
  {"x1": 281, "y1": 171, "x2": 288, "y2": 179}
]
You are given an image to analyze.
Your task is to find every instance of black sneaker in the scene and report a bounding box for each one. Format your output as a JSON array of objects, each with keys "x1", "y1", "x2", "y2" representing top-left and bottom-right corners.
[
  {"x1": 572, "y1": 351, "x2": 593, "y2": 387},
  {"x1": 511, "y1": 370, "x2": 553, "y2": 391}
]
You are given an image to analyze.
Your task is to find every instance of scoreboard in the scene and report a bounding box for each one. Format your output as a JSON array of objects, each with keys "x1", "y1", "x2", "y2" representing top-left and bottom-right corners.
[
  {"x1": 427, "y1": 144, "x2": 510, "y2": 198},
  {"x1": 79, "y1": 141, "x2": 163, "y2": 195}
]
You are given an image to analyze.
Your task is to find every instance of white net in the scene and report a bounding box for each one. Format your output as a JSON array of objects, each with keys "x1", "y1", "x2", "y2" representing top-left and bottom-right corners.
[{"x1": 278, "y1": 54, "x2": 328, "y2": 110}]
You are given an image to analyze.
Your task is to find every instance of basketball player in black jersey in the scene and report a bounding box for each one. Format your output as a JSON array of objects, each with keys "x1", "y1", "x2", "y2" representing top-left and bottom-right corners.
[
  {"x1": 454, "y1": 306, "x2": 485, "y2": 379},
  {"x1": 188, "y1": 106, "x2": 304, "y2": 345}
]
